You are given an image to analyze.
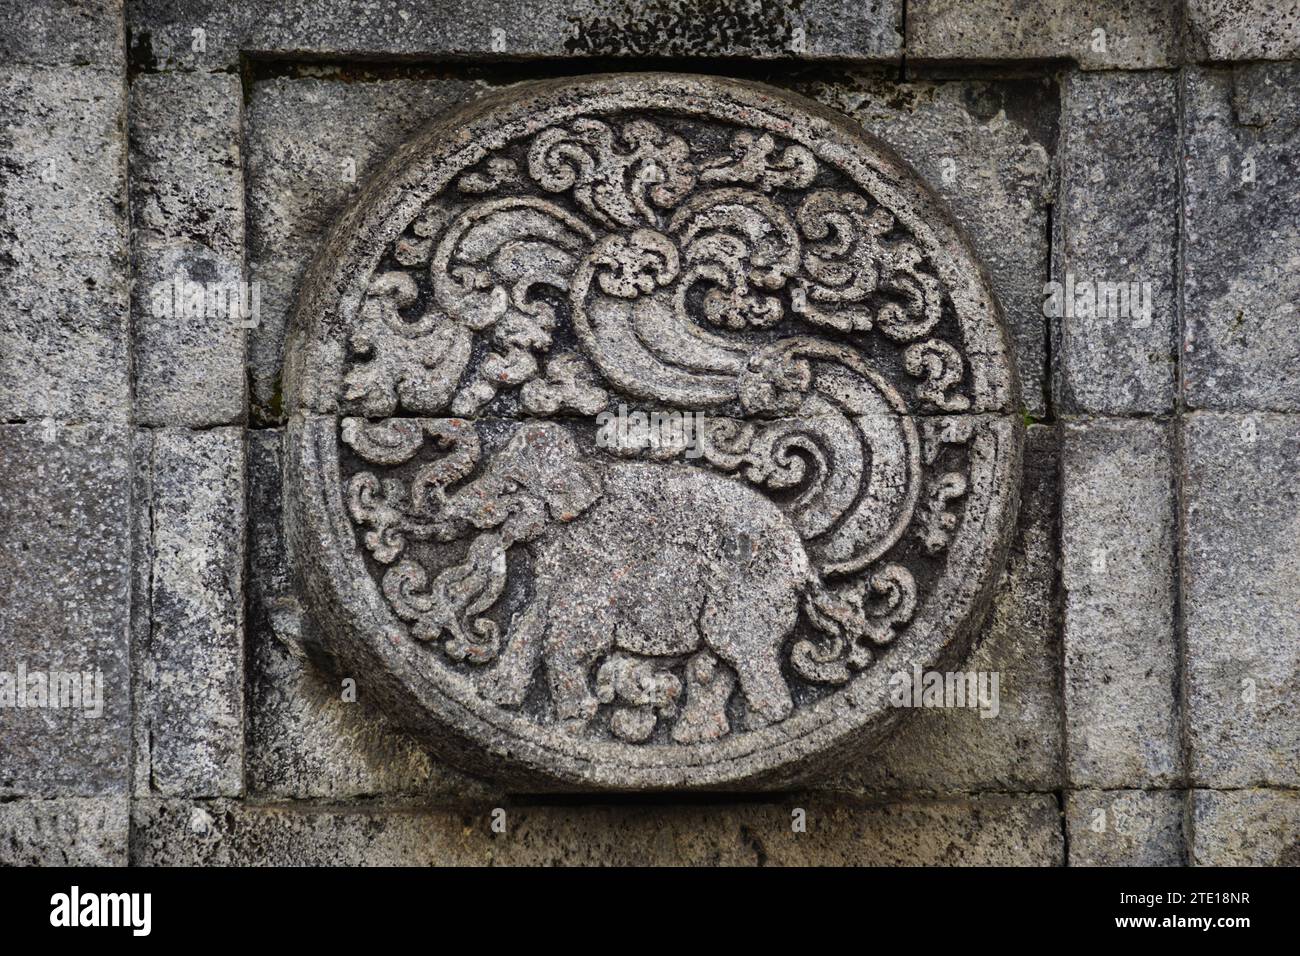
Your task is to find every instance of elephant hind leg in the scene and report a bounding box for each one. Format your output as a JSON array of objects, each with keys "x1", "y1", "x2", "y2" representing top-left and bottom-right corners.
[
  {"x1": 701, "y1": 598, "x2": 795, "y2": 727},
  {"x1": 672, "y1": 650, "x2": 736, "y2": 744}
]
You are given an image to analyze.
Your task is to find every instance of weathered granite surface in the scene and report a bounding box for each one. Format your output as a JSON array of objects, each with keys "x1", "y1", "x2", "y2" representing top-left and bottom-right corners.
[
  {"x1": 1062, "y1": 419, "x2": 1181, "y2": 789},
  {"x1": 1186, "y1": 0, "x2": 1300, "y2": 60},
  {"x1": 2, "y1": 0, "x2": 1296, "y2": 867},
  {"x1": 0, "y1": 65, "x2": 130, "y2": 422},
  {"x1": 0, "y1": 0, "x2": 125, "y2": 68},
  {"x1": 1191, "y1": 789, "x2": 1300, "y2": 865},
  {"x1": 1183, "y1": 413, "x2": 1300, "y2": 788},
  {"x1": 132, "y1": 794, "x2": 1064, "y2": 865},
  {"x1": 0, "y1": 797, "x2": 129, "y2": 866},
  {"x1": 141, "y1": 428, "x2": 247, "y2": 797},
  {"x1": 127, "y1": 0, "x2": 902, "y2": 70},
  {"x1": 0, "y1": 423, "x2": 133, "y2": 797},
  {"x1": 130, "y1": 71, "x2": 246, "y2": 426},
  {"x1": 1183, "y1": 66, "x2": 1300, "y2": 411},
  {"x1": 1067, "y1": 790, "x2": 1185, "y2": 866},
  {"x1": 1055, "y1": 71, "x2": 1178, "y2": 414},
  {"x1": 907, "y1": 0, "x2": 1184, "y2": 69}
]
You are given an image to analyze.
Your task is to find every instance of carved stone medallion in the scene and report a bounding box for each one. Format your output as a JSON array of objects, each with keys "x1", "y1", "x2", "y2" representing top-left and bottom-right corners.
[{"x1": 284, "y1": 74, "x2": 1022, "y2": 789}]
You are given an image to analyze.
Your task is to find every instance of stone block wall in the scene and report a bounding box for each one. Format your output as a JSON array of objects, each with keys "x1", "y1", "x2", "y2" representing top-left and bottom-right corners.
[{"x1": 0, "y1": 0, "x2": 1296, "y2": 866}]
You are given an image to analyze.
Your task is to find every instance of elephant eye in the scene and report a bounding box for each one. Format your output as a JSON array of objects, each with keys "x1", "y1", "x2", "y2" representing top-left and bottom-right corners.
[{"x1": 501, "y1": 479, "x2": 521, "y2": 494}]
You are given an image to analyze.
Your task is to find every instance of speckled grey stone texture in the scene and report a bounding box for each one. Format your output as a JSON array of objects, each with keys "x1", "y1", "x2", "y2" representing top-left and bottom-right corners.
[
  {"x1": 1062, "y1": 419, "x2": 1181, "y2": 789},
  {"x1": 1067, "y1": 790, "x2": 1185, "y2": 866},
  {"x1": 1183, "y1": 413, "x2": 1300, "y2": 788},
  {"x1": 4, "y1": 0, "x2": 1297, "y2": 868},
  {"x1": 141, "y1": 427, "x2": 246, "y2": 797},
  {"x1": 0, "y1": 422, "x2": 132, "y2": 797},
  {"x1": 0, "y1": 0, "x2": 125, "y2": 68},
  {"x1": 1191, "y1": 788, "x2": 1300, "y2": 865},
  {"x1": 0, "y1": 797, "x2": 129, "y2": 866},
  {"x1": 1186, "y1": 0, "x2": 1300, "y2": 61},
  {"x1": 1054, "y1": 71, "x2": 1178, "y2": 415},
  {"x1": 127, "y1": 0, "x2": 901, "y2": 71},
  {"x1": 907, "y1": 0, "x2": 1184, "y2": 70},
  {"x1": 129, "y1": 71, "x2": 246, "y2": 426},
  {"x1": 131, "y1": 793, "x2": 1063, "y2": 865},
  {"x1": 1183, "y1": 66, "x2": 1300, "y2": 412},
  {"x1": 0, "y1": 65, "x2": 130, "y2": 422}
]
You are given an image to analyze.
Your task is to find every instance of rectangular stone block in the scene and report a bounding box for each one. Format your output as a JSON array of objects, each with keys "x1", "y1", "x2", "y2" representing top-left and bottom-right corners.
[
  {"x1": 802, "y1": 74, "x2": 1055, "y2": 416},
  {"x1": 130, "y1": 429, "x2": 154, "y2": 797},
  {"x1": 0, "y1": 797, "x2": 129, "y2": 866},
  {"x1": 1054, "y1": 71, "x2": 1178, "y2": 415},
  {"x1": 245, "y1": 430, "x2": 495, "y2": 800},
  {"x1": 0, "y1": 422, "x2": 132, "y2": 797},
  {"x1": 1186, "y1": 0, "x2": 1300, "y2": 60},
  {"x1": 1067, "y1": 790, "x2": 1185, "y2": 866},
  {"x1": 245, "y1": 75, "x2": 486, "y2": 423},
  {"x1": 143, "y1": 427, "x2": 246, "y2": 797},
  {"x1": 1183, "y1": 67, "x2": 1300, "y2": 411},
  {"x1": 1190, "y1": 789, "x2": 1300, "y2": 865},
  {"x1": 130, "y1": 72, "x2": 246, "y2": 426},
  {"x1": 1184, "y1": 413, "x2": 1300, "y2": 787},
  {"x1": 129, "y1": 0, "x2": 901, "y2": 71},
  {"x1": 0, "y1": 0, "x2": 124, "y2": 68},
  {"x1": 1062, "y1": 419, "x2": 1180, "y2": 788},
  {"x1": 0, "y1": 66, "x2": 129, "y2": 422},
  {"x1": 132, "y1": 794, "x2": 1063, "y2": 865},
  {"x1": 826, "y1": 425, "x2": 1062, "y2": 792},
  {"x1": 907, "y1": 0, "x2": 1182, "y2": 69}
]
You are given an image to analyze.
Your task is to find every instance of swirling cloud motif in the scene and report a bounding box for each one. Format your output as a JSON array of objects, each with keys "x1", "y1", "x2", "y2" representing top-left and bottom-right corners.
[
  {"x1": 699, "y1": 130, "x2": 817, "y2": 192},
  {"x1": 528, "y1": 118, "x2": 697, "y2": 228},
  {"x1": 430, "y1": 197, "x2": 597, "y2": 414},
  {"x1": 669, "y1": 188, "x2": 803, "y2": 331},
  {"x1": 342, "y1": 271, "x2": 472, "y2": 416},
  {"x1": 792, "y1": 189, "x2": 944, "y2": 341}
]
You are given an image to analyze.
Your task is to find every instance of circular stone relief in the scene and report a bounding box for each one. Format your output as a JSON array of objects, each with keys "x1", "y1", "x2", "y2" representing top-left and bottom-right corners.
[{"x1": 284, "y1": 74, "x2": 1022, "y2": 790}]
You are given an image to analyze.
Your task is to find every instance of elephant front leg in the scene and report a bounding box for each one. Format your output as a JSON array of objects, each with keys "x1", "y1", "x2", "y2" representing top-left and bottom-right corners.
[
  {"x1": 483, "y1": 592, "x2": 549, "y2": 707},
  {"x1": 544, "y1": 617, "x2": 610, "y2": 732}
]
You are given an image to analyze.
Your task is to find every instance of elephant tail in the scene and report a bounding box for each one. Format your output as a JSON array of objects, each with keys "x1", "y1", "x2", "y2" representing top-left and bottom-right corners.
[{"x1": 792, "y1": 566, "x2": 919, "y2": 685}]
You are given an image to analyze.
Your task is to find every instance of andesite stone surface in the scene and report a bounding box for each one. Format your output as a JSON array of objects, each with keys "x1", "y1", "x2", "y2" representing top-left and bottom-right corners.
[
  {"x1": 283, "y1": 73, "x2": 1024, "y2": 789},
  {"x1": 1183, "y1": 66, "x2": 1300, "y2": 412},
  {"x1": 1066, "y1": 790, "x2": 1185, "y2": 867},
  {"x1": 7, "y1": 0, "x2": 1298, "y2": 867},
  {"x1": 1062, "y1": 419, "x2": 1181, "y2": 789},
  {"x1": 1055, "y1": 71, "x2": 1178, "y2": 415},
  {"x1": 131, "y1": 794, "x2": 1063, "y2": 865},
  {"x1": 127, "y1": 0, "x2": 902, "y2": 70},
  {"x1": 1183, "y1": 413, "x2": 1300, "y2": 788},
  {"x1": 0, "y1": 65, "x2": 130, "y2": 423},
  {"x1": 0, "y1": 423, "x2": 132, "y2": 797}
]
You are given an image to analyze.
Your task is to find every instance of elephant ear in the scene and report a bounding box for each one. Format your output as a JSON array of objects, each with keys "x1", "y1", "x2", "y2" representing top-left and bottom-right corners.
[{"x1": 542, "y1": 463, "x2": 602, "y2": 523}]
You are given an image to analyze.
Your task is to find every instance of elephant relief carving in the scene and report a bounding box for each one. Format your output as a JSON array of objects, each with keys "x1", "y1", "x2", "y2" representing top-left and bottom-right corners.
[{"x1": 293, "y1": 76, "x2": 1020, "y2": 778}]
